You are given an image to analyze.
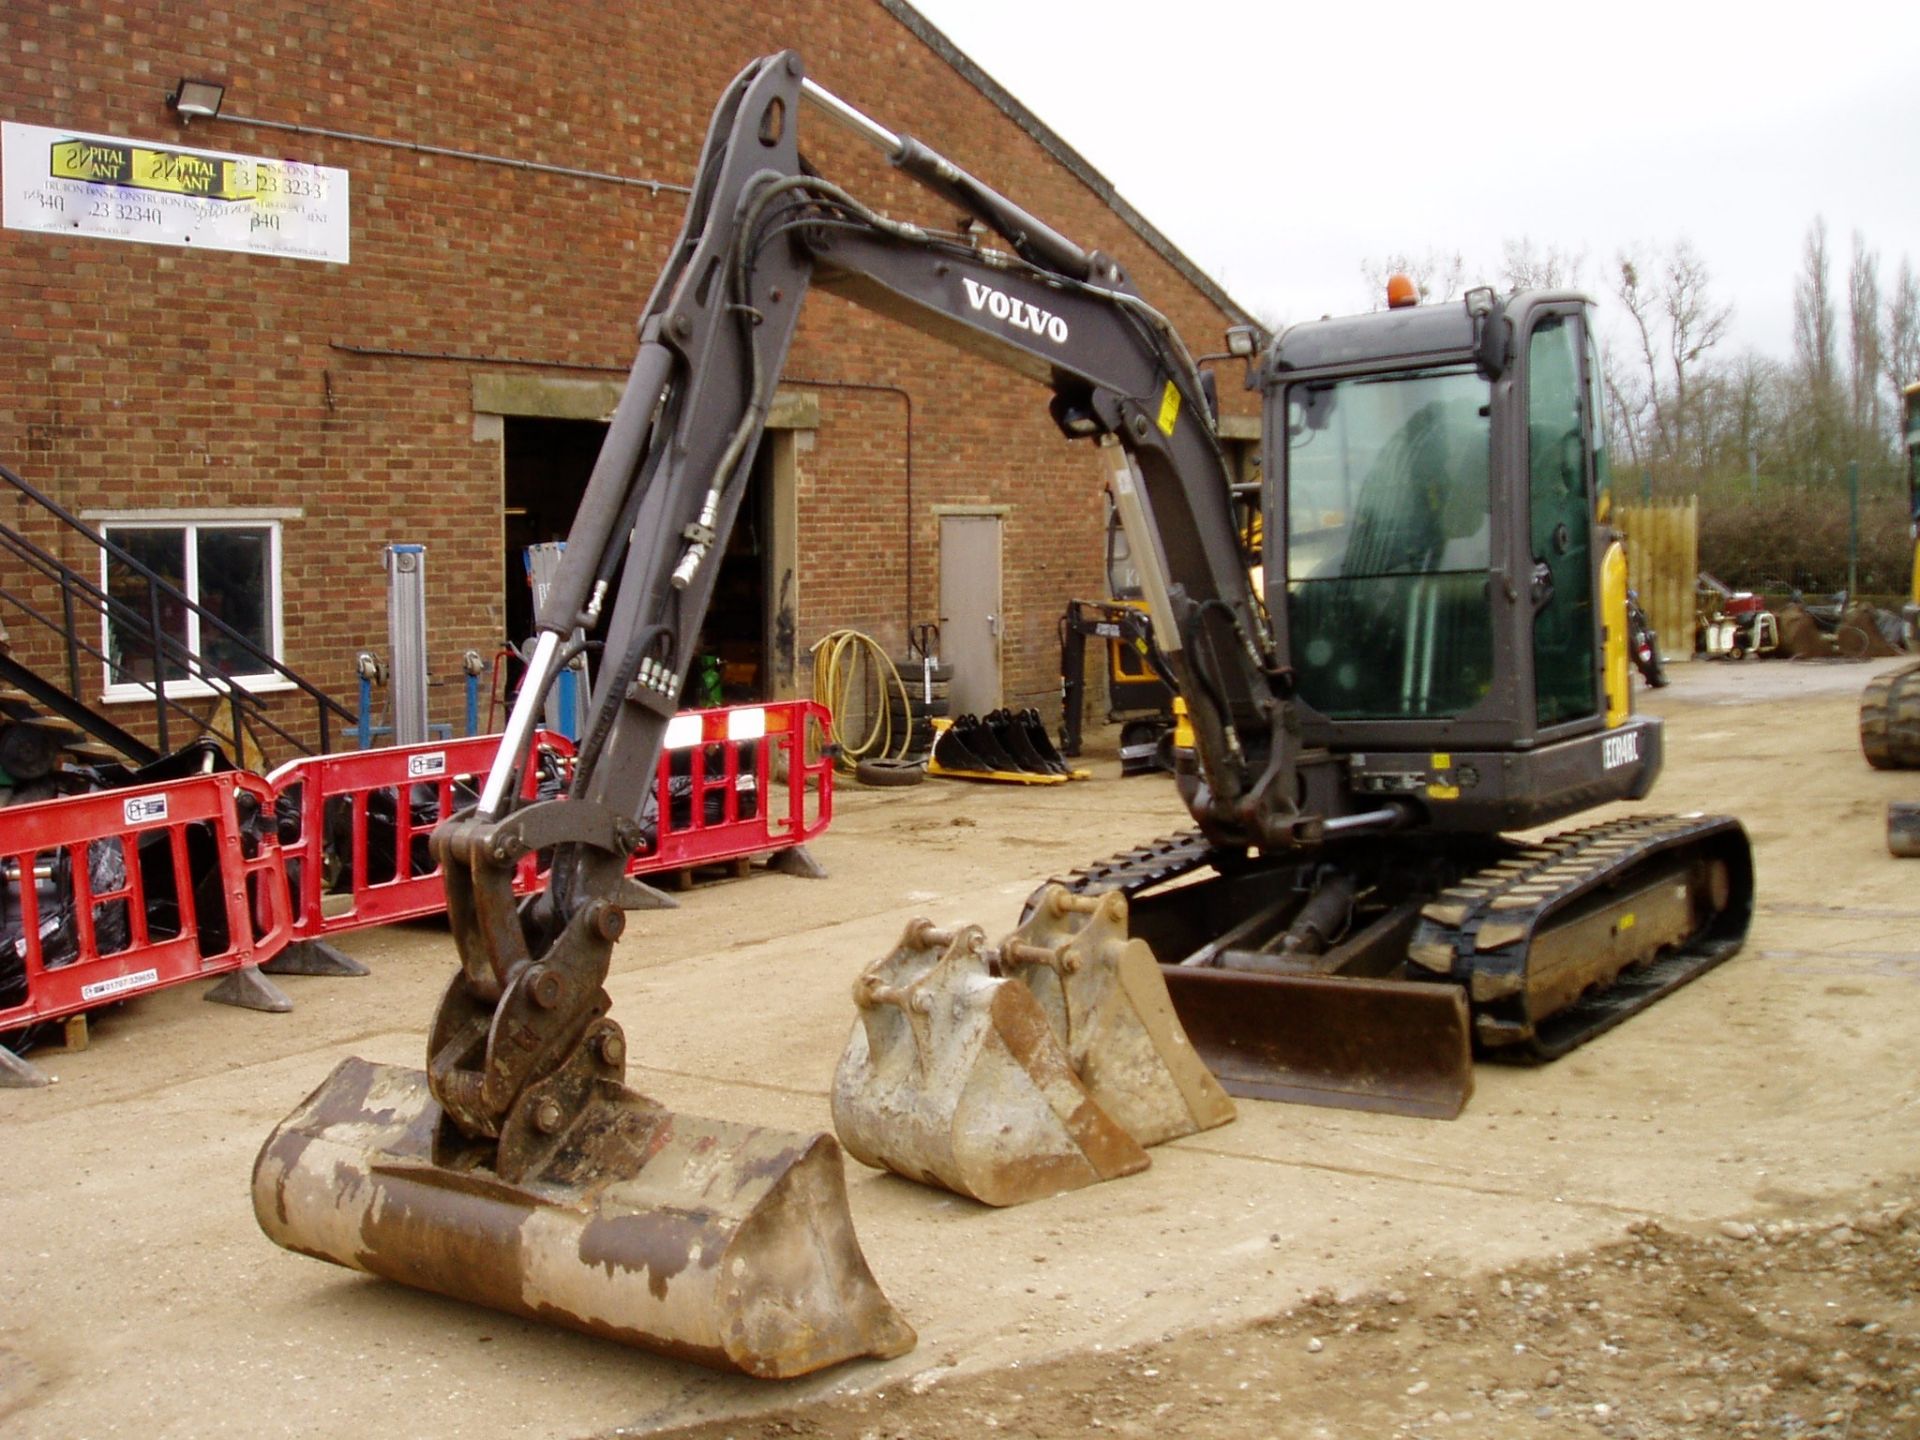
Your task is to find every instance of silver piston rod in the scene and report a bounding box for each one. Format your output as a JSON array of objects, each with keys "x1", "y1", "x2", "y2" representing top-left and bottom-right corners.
[{"x1": 478, "y1": 341, "x2": 676, "y2": 819}]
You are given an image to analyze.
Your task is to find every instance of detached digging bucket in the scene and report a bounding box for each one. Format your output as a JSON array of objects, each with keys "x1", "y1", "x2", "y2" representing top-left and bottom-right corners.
[
  {"x1": 253, "y1": 1057, "x2": 915, "y2": 1378},
  {"x1": 832, "y1": 920, "x2": 1148, "y2": 1206}
]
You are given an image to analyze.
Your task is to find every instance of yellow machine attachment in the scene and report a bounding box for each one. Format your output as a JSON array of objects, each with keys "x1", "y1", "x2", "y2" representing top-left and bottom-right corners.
[{"x1": 832, "y1": 899, "x2": 1233, "y2": 1206}]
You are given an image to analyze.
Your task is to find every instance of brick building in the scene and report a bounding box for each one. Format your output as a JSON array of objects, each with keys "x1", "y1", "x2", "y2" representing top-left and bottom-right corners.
[{"x1": 1, "y1": 0, "x2": 1258, "y2": 752}]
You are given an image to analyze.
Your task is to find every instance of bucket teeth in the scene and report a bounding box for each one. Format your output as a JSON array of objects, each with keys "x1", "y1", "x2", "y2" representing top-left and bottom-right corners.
[
  {"x1": 831, "y1": 921, "x2": 1149, "y2": 1207},
  {"x1": 254, "y1": 1057, "x2": 915, "y2": 1378},
  {"x1": 999, "y1": 885, "x2": 1235, "y2": 1146}
]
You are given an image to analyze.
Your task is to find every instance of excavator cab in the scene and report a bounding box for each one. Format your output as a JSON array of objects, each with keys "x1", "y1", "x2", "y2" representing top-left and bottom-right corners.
[
  {"x1": 1266, "y1": 289, "x2": 1653, "y2": 826},
  {"x1": 1146, "y1": 289, "x2": 1751, "y2": 1114}
]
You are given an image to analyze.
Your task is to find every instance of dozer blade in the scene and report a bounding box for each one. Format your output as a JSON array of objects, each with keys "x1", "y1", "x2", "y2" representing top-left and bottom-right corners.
[
  {"x1": 254, "y1": 1057, "x2": 916, "y2": 1379},
  {"x1": 831, "y1": 920, "x2": 1149, "y2": 1207},
  {"x1": 1159, "y1": 968, "x2": 1473, "y2": 1120},
  {"x1": 1003, "y1": 885, "x2": 1235, "y2": 1145}
]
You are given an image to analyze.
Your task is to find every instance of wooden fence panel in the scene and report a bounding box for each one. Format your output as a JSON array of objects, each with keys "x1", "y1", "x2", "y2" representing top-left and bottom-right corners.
[{"x1": 1615, "y1": 499, "x2": 1698, "y2": 663}]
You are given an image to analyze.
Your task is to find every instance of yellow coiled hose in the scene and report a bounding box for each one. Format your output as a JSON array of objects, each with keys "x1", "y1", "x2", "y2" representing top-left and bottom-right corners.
[{"x1": 809, "y1": 629, "x2": 913, "y2": 767}]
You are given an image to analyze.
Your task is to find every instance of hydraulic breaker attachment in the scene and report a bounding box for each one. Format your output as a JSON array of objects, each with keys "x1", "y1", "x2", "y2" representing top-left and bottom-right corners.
[
  {"x1": 255, "y1": 795, "x2": 912, "y2": 1377},
  {"x1": 253, "y1": 1058, "x2": 915, "y2": 1378},
  {"x1": 832, "y1": 919, "x2": 1149, "y2": 1206},
  {"x1": 1000, "y1": 885, "x2": 1235, "y2": 1145}
]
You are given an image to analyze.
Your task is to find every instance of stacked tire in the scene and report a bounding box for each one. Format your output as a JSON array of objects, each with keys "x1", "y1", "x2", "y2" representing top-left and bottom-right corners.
[
  {"x1": 1860, "y1": 659, "x2": 1920, "y2": 770},
  {"x1": 887, "y1": 658, "x2": 952, "y2": 759}
]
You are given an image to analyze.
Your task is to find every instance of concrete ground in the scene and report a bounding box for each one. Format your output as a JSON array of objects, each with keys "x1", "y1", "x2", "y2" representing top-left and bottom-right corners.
[{"x1": 2, "y1": 653, "x2": 1915, "y2": 1439}]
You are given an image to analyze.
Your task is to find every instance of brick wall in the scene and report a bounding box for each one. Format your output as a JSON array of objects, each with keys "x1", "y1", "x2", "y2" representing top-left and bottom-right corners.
[{"x1": 1, "y1": 1, "x2": 1256, "y2": 749}]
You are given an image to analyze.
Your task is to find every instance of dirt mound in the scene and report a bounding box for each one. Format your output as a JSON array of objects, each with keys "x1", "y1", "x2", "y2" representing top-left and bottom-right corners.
[
  {"x1": 638, "y1": 1179, "x2": 1920, "y2": 1440},
  {"x1": 1774, "y1": 603, "x2": 1835, "y2": 659},
  {"x1": 1840, "y1": 604, "x2": 1908, "y2": 658}
]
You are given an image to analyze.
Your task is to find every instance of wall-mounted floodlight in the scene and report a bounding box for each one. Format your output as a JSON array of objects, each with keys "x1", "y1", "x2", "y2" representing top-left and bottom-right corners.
[{"x1": 166, "y1": 78, "x2": 226, "y2": 124}]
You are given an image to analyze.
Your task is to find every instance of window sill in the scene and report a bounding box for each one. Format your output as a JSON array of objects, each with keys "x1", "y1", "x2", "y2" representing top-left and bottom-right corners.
[{"x1": 99, "y1": 676, "x2": 298, "y2": 705}]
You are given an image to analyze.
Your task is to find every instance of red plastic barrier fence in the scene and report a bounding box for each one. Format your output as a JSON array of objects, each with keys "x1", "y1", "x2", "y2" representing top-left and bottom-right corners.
[
  {"x1": 266, "y1": 730, "x2": 573, "y2": 943},
  {"x1": 265, "y1": 700, "x2": 833, "y2": 946},
  {"x1": 0, "y1": 770, "x2": 290, "y2": 1030},
  {"x1": 634, "y1": 700, "x2": 834, "y2": 873}
]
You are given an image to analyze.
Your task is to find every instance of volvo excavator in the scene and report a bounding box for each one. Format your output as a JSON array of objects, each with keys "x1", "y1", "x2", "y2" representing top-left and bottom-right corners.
[
  {"x1": 253, "y1": 53, "x2": 1754, "y2": 1378},
  {"x1": 1860, "y1": 379, "x2": 1920, "y2": 854}
]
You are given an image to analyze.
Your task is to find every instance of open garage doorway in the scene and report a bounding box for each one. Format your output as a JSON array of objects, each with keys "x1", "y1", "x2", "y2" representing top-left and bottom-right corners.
[{"x1": 501, "y1": 418, "x2": 780, "y2": 705}]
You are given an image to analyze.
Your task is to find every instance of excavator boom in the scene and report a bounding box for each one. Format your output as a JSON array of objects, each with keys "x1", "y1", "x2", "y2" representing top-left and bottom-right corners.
[{"x1": 255, "y1": 51, "x2": 1293, "y2": 1372}]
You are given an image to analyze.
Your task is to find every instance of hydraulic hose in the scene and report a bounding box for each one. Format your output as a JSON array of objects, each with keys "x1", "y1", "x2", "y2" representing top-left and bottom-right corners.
[{"x1": 809, "y1": 629, "x2": 913, "y2": 766}]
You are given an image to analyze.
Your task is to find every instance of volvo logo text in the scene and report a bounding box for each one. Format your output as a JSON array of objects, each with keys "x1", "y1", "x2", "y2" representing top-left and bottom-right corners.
[{"x1": 961, "y1": 277, "x2": 1069, "y2": 344}]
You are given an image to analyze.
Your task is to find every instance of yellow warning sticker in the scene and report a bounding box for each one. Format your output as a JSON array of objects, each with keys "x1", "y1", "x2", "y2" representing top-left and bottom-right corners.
[
  {"x1": 1156, "y1": 382, "x2": 1181, "y2": 436},
  {"x1": 1430, "y1": 752, "x2": 1451, "y2": 769},
  {"x1": 1619, "y1": 913, "x2": 1636, "y2": 931}
]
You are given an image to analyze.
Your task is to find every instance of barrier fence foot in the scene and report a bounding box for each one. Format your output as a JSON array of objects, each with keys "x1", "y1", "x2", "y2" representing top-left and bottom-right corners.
[
  {"x1": 768, "y1": 844, "x2": 828, "y2": 880},
  {"x1": 205, "y1": 966, "x2": 295, "y2": 1014},
  {"x1": 622, "y1": 876, "x2": 680, "y2": 910},
  {"x1": 263, "y1": 940, "x2": 370, "y2": 978},
  {"x1": 0, "y1": 1043, "x2": 51, "y2": 1088}
]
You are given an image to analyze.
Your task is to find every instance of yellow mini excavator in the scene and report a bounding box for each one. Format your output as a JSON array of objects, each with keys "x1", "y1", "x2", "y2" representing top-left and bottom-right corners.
[
  {"x1": 1861, "y1": 380, "x2": 1920, "y2": 854},
  {"x1": 254, "y1": 53, "x2": 1754, "y2": 1376}
]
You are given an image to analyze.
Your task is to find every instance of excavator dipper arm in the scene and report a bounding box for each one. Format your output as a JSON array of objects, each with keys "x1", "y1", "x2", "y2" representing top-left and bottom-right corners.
[{"x1": 430, "y1": 52, "x2": 1303, "y2": 1161}]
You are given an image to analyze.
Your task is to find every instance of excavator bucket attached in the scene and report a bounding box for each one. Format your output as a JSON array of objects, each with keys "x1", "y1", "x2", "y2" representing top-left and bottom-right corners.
[
  {"x1": 831, "y1": 920, "x2": 1149, "y2": 1206},
  {"x1": 1000, "y1": 885, "x2": 1236, "y2": 1145},
  {"x1": 254, "y1": 1057, "x2": 916, "y2": 1378}
]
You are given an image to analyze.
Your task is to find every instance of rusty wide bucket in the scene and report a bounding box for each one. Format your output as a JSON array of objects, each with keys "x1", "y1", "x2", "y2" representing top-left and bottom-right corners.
[
  {"x1": 831, "y1": 920, "x2": 1148, "y2": 1206},
  {"x1": 253, "y1": 1057, "x2": 916, "y2": 1378}
]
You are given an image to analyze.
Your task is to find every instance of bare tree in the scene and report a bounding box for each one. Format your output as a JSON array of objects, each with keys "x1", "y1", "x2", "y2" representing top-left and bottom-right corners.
[
  {"x1": 1601, "y1": 342, "x2": 1651, "y2": 474},
  {"x1": 1612, "y1": 250, "x2": 1667, "y2": 461},
  {"x1": 1660, "y1": 240, "x2": 1733, "y2": 467},
  {"x1": 1884, "y1": 256, "x2": 1919, "y2": 400},
  {"x1": 1790, "y1": 217, "x2": 1842, "y2": 480},
  {"x1": 1847, "y1": 231, "x2": 1883, "y2": 435},
  {"x1": 1793, "y1": 218, "x2": 1838, "y2": 393},
  {"x1": 1500, "y1": 237, "x2": 1585, "y2": 293}
]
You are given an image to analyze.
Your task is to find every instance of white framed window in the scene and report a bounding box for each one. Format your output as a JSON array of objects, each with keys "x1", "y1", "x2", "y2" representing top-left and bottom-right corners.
[{"x1": 92, "y1": 511, "x2": 292, "y2": 703}]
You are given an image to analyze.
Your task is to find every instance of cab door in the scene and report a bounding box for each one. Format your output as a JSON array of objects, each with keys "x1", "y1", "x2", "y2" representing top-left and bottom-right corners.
[{"x1": 1524, "y1": 310, "x2": 1600, "y2": 730}]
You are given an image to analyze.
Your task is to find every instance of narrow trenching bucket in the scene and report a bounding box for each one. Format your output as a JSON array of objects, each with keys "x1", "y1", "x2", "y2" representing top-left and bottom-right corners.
[
  {"x1": 1001, "y1": 885, "x2": 1236, "y2": 1146},
  {"x1": 253, "y1": 1056, "x2": 916, "y2": 1378},
  {"x1": 831, "y1": 919, "x2": 1148, "y2": 1207}
]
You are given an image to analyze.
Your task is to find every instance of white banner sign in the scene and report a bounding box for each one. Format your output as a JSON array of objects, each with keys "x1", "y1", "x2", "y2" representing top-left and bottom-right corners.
[{"x1": 2, "y1": 121, "x2": 349, "y2": 263}]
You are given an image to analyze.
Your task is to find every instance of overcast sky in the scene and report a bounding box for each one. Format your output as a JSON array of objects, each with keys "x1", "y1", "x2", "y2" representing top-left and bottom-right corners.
[{"x1": 903, "y1": 0, "x2": 1919, "y2": 368}]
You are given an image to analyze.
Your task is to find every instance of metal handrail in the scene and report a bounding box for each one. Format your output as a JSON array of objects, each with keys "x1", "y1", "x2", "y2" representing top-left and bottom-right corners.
[
  {"x1": 0, "y1": 461, "x2": 355, "y2": 758},
  {"x1": 0, "y1": 524, "x2": 293, "y2": 759}
]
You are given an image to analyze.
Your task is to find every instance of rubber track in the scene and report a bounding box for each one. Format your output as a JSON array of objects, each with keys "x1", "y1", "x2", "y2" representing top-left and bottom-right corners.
[
  {"x1": 1026, "y1": 829, "x2": 1216, "y2": 917},
  {"x1": 1406, "y1": 812, "x2": 1752, "y2": 1062},
  {"x1": 1860, "y1": 658, "x2": 1920, "y2": 770}
]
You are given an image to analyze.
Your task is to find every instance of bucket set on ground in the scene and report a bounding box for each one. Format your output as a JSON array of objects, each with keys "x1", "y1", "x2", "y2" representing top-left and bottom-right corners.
[
  {"x1": 833, "y1": 883, "x2": 1232, "y2": 1206},
  {"x1": 252, "y1": 837, "x2": 1237, "y2": 1377},
  {"x1": 928, "y1": 709, "x2": 1089, "y2": 784}
]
